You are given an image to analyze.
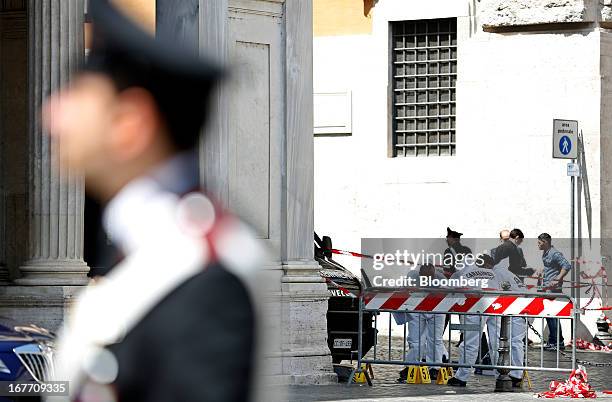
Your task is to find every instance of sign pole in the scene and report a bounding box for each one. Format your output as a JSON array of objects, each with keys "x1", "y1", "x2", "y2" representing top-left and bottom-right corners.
[
  {"x1": 552, "y1": 119, "x2": 578, "y2": 302},
  {"x1": 571, "y1": 158, "x2": 576, "y2": 302},
  {"x1": 577, "y1": 134, "x2": 582, "y2": 263},
  {"x1": 571, "y1": 157, "x2": 578, "y2": 370},
  {"x1": 554, "y1": 119, "x2": 579, "y2": 364},
  {"x1": 576, "y1": 133, "x2": 583, "y2": 316}
]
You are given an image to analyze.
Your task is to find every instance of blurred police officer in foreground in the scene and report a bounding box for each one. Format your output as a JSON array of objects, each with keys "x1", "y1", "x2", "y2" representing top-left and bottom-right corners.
[{"x1": 45, "y1": 1, "x2": 264, "y2": 400}]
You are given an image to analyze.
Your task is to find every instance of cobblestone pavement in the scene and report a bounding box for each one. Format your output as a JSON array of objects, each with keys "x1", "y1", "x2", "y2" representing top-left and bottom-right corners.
[{"x1": 288, "y1": 336, "x2": 612, "y2": 401}]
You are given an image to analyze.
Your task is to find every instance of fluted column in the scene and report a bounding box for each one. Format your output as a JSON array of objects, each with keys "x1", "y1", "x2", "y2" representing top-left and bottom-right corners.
[
  {"x1": 17, "y1": 0, "x2": 89, "y2": 285},
  {"x1": 280, "y1": 0, "x2": 336, "y2": 384},
  {"x1": 198, "y1": 0, "x2": 230, "y2": 206}
]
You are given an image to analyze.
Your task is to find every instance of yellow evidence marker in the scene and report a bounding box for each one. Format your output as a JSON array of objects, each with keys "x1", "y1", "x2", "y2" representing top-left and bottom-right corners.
[
  {"x1": 419, "y1": 366, "x2": 431, "y2": 384},
  {"x1": 406, "y1": 366, "x2": 420, "y2": 384},
  {"x1": 436, "y1": 367, "x2": 450, "y2": 385},
  {"x1": 522, "y1": 370, "x2": 532, "y2": 390},
  {"x1": 353, "y1": 364, "x2": 368, "y2": 384}
]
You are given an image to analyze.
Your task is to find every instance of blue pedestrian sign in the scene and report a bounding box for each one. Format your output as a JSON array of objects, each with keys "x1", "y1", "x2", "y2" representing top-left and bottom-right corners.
[
  {"x1": 559, "y1": 135, "x2": 572, "y2": 155},
  {"x1": 552, "y1": 119, "x2": 578, "y2": 159}
]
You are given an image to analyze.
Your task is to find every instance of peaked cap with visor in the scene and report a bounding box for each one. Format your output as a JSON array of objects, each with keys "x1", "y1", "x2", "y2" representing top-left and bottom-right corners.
[{"x1": 83, "y1": 0, "x2": 224, "y2": 150}]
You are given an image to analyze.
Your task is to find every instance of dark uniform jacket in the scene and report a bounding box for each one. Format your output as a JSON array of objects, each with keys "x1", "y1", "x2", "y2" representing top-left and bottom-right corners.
[
  {"x1": 492, "y1": 240, "x2": 531, "y2": 279},
  {"x1": 106, "y1": 263, "x2": 254, "y2": 402},
  {"x1": 443, "y1": 243, "x2": 472, "y2": 275}
]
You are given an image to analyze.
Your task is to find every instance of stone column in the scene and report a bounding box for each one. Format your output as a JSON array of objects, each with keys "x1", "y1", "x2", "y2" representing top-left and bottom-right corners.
[
  {"x1": 194, "y1": 0, "x2": 333, "y2": 384},
  {"x1": 280, "y1": 0, "x2": 336, "y2": 384},
  {"x1": 198, "y1": 0, "x2": 230, "y2": 205},
  {"x1": 17, "y1": 0, "x2": 89, "y2": 285}
]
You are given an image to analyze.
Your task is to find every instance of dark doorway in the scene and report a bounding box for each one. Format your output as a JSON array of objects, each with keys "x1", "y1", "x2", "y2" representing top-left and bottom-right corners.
[
  {"x1": 0, "y1": 4, "x2": 28, "y2": 282},
  {"x1": 84, "y1": 195, "x2": 116, "y2": 277}
]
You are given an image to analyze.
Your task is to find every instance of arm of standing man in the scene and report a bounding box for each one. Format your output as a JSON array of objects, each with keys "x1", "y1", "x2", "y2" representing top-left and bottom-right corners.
[{"x1": 549, "y1": 251, "x2": 571, "y2": 289}]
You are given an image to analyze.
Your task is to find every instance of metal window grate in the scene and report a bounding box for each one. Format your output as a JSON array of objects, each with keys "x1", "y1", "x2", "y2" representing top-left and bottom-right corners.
[{"x1": 391, "y1": 19, "x2": 457, "y2": 157}]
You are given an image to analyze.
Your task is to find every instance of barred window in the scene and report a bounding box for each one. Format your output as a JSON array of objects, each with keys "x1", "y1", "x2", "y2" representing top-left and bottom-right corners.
[{"x1": 391, "y1": 18, "x2": 457, "y2": 157}]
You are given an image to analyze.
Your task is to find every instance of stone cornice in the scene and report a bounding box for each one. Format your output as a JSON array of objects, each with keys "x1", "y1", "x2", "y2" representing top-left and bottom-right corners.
[{"x1": 480, "y1": 0, "x2": 594, "y2": 28}]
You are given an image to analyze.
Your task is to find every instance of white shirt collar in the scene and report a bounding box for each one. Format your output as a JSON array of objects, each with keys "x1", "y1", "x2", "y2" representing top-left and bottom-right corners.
[
  {"x1": 102, "y1": 176, "x2": 162, "y2": 255},
  {"x1": 102, "y1": 152, "x2": 197, "y2": 254}
]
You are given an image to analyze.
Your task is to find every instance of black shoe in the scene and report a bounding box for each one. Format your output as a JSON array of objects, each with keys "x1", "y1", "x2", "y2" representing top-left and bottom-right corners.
[
  {"x1": 397, "y1": 367, "x2": 408, "y2": 383},
  {"x1": 510, "y1": 376, "x2": 523, "y2": 389},
  {"x1": 429, "y1": 368, "x2": 438, "y2": 380},
  {"x1": 447, "y1": 377, "x2": 467, "y2": 387}
]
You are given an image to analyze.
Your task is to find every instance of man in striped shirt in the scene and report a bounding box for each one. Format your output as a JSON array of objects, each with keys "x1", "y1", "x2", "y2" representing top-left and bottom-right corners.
[{"x1": 538, "y1": 233, "x2": 571, "y2": 350}]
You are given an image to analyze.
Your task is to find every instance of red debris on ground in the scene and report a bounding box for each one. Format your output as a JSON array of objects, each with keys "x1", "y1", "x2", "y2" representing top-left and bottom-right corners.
[
  {"x1": 574, "y1": 338, "x2": 612, "y2": 353},
  {"x1": 536, "y1": 366, "x2": 597, "y2": 398}
]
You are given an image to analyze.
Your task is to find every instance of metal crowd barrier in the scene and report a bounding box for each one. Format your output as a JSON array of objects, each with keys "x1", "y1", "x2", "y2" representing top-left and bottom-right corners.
[{"x1": 348, "y1": 287, "x2": 576, "y2": 387}]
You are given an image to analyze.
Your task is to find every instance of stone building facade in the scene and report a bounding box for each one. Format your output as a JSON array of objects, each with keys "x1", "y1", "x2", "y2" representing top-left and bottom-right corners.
[
  {"x1": 313, "y1": 0, "x2": 610, "y2": 338},
  {"x1": 0, "y1": 0, "x2": 335, "y2": 385}
]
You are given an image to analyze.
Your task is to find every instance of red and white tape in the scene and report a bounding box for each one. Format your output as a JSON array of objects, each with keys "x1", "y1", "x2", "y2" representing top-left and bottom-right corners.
[
  {"x1": 331, "y1": 248, "x2": 373, "y2": 259},
  {"x1": 574, "y1": 338, "x2": 612, "y2": 352},
  {"x1": 537, "y1": 366, "x2": 597, "y2": 398}
]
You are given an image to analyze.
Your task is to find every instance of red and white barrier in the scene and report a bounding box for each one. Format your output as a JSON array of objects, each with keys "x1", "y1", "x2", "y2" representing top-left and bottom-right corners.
[{"x1": 364, "y1": 291, "x2": 573, "y2": 317}]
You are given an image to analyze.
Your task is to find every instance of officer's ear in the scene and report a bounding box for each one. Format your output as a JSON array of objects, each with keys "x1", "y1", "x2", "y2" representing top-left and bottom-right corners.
[{"x1": 109, "y1": 87, "x2": 163, "y2": 161}]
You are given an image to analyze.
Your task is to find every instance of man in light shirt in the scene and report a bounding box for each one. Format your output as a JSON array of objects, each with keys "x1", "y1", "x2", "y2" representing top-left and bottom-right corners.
[{"x1": 538, "y1": 233, "x2": 571, "y2": 350}]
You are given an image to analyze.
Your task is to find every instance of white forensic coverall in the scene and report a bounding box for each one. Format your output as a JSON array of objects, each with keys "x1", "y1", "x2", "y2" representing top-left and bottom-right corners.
[
  {"x1": 450, "y1": 264, "x2": 500, "y2": 382},
  {"x1": 494, "y1": 262, "x2": 528, "y2": 380},
  {"x1": 393, "y1": 268, "x2": 447, "y2": 367}
]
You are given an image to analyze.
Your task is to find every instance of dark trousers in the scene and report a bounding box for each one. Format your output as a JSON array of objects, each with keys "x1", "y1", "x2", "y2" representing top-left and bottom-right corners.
[
  {"x1": 479, "y1": 333, "x2": 491, "y2": 363},
  {"x1": 546, "y1": 317, "x2": 564, "y2": 346},
  {"x1": 541, "y1": 288, "x2": 565, "y2": 346}
]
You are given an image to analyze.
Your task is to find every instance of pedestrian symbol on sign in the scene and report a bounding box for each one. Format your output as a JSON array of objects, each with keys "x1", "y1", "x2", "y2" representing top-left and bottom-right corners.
[
  {"x1": 559, "y1": 135, "x2": 572, "y2": 156},
  {"x1": 553, "y1": 119, "x2": 577, "y2": 159}
]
